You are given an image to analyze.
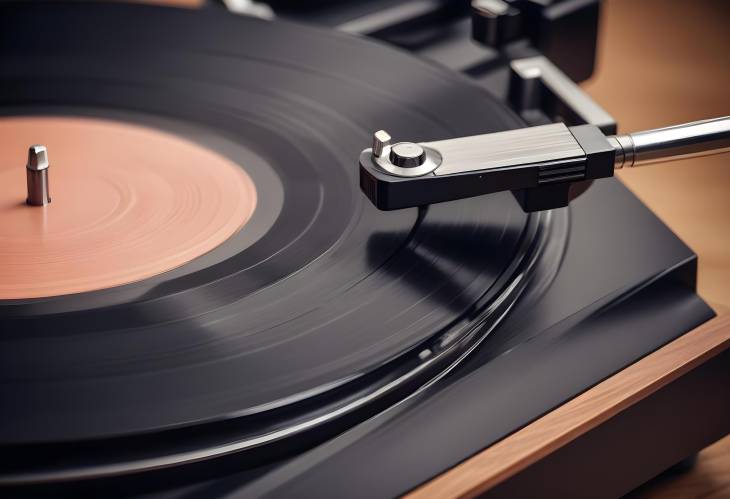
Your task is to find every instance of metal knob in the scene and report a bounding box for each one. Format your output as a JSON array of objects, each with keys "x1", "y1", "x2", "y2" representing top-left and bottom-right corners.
[{"x1": 389, "y1": 142, "x2": 427, "y2": 168}]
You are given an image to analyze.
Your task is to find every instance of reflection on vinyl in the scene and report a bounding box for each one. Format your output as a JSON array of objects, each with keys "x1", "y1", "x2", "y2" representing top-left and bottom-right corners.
[{"x1": 0, "y1": 1, "x2": 567, "y2": 488}]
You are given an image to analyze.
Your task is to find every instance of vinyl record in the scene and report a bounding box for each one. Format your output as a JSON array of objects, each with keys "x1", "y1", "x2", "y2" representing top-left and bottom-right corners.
[{"x1": 0, "y1": 2, "x2": 567, "y2": 484}]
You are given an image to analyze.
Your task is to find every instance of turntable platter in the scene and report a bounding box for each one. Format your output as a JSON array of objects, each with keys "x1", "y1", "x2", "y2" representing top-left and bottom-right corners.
[{"x1": 0, "y1": 1, "x2": 565, "y2": 484}]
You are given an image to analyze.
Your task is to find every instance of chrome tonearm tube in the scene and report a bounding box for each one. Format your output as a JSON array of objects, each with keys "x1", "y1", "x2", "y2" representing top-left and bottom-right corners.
[
  {"x1": 609, "y1": 117, "x2": 730, "y2": 169},
  {"x1": 359, "y1": 116, "x2": 730, "y2": 212}
]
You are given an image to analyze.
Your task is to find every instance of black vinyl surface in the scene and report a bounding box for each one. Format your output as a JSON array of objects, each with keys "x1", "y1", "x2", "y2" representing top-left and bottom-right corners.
[{"x1": 0, "y1": 1, "x2": 563, "y2": 484}]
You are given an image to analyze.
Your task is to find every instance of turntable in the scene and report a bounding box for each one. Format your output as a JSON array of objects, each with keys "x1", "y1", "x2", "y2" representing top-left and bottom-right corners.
[{"x1": 1, "y1": 1, "x2": 728, "y2": 498}]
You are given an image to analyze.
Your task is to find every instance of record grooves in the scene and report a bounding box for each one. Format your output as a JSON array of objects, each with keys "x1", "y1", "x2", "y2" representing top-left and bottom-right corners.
[
  {"x1": 0, "y1": 2, "x2": 566, "y2": 489},
  {"x1": 2, "y1": 208, "x2": 566, "y2": 484}
]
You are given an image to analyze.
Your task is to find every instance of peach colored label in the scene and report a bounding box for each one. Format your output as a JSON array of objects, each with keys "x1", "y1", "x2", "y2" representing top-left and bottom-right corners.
[{"x1": 0, "y1": 116, "x2": 257, "y2": 299}]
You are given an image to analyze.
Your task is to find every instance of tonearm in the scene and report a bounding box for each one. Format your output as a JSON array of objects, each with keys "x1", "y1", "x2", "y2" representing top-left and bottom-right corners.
[{"x1": 359, "y1": 116, "x2": 730, "y2": 212}]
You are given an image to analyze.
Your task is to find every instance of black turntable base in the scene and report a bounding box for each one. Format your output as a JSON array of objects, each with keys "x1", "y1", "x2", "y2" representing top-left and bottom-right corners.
[{"x1": 0, "y1": 2, "x2": 725, "y2": 498}]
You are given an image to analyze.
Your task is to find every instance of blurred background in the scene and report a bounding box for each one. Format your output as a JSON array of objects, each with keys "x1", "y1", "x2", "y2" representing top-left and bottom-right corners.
[{"x1": 582, "y1": 1, "x2": 729, "y2": 497}]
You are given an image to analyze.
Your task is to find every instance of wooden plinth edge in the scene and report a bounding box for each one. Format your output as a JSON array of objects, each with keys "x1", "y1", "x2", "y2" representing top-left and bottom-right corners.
[{"x1": 407, "y1": 314, "x2": 730, "y2": 499}]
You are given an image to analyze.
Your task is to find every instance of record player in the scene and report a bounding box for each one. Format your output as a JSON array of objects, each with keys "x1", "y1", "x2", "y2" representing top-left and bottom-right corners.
[{"x1": 0, "y1": 1, "x2": 728, "y2": 497}]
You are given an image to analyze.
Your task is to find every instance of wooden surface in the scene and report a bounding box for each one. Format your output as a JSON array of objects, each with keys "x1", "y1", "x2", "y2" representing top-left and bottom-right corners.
[{"x1": 408, "y1": 315, "x2": 730, "y2": 499}]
